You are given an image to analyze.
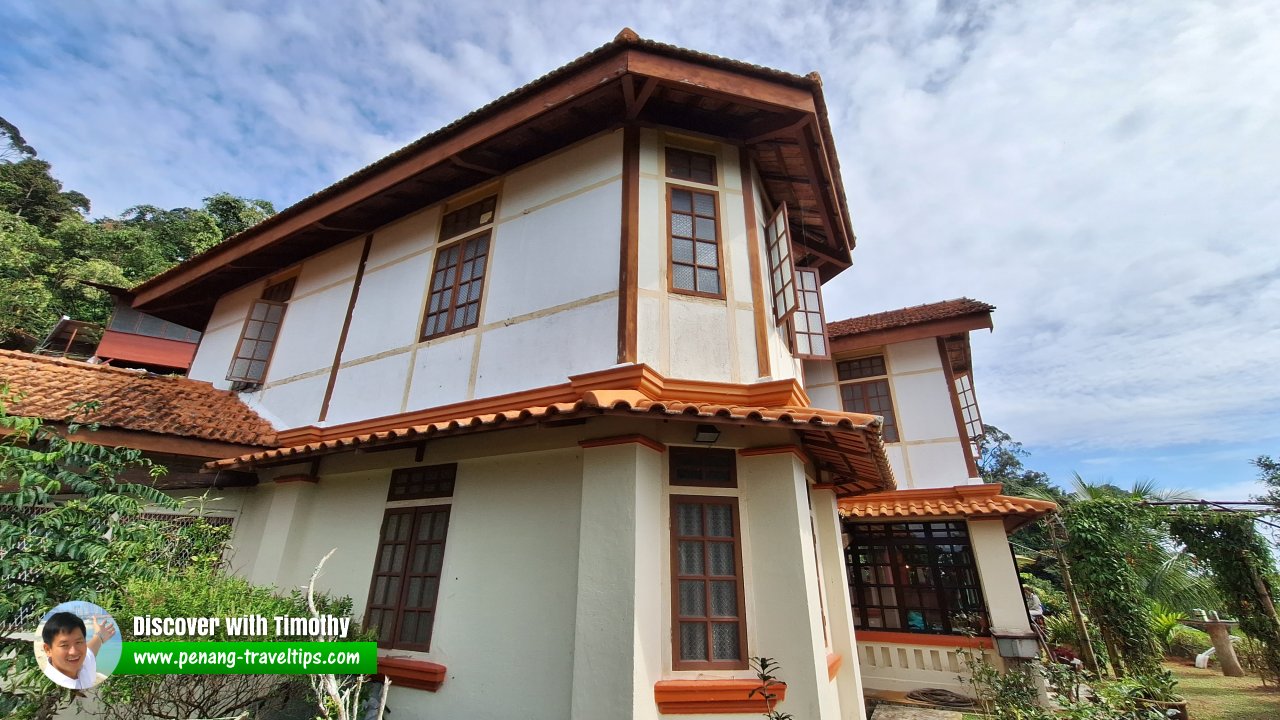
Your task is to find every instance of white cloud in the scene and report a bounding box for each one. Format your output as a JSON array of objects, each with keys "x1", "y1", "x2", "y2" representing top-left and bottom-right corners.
[{"x1": 1, "y1": 0, "x2": 1277, "y2": 463}]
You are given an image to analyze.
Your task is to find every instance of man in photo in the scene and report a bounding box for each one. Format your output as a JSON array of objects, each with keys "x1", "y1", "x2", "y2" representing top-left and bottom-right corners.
[{"x1": 40, "y1": 611, "x2": 116, "y2": 690}]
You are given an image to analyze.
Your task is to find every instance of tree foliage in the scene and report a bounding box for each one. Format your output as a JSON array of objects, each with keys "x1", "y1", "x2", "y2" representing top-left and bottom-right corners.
[
  {"x1": 0, "y1": 119, "x2": 275, "y2": 348},
  {"x1": 1253, "y1": 455, "x2": 1280, "y2": 508},
  {"x1": 1167, "y1": 509, "x2": 1280, "y2": 684},
  {"x1": 1060, "y1": 496, "x2": 1164, "y2": 677}
]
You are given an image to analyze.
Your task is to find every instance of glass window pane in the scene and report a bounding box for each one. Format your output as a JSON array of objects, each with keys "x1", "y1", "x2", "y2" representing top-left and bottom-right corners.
[
  {"x1": 265, "y1": 304, "x2": 284, "y2": 323},
  {"x1": 672, "y1": 238, "x2": 694, "y2": 263},
  {"x1": 678, "y1": 541, "x2": 704, "y2": 575},
  {"x1": 694, "y1": 217, "x2": 716, "y2": 241},
  {"x1": 705, "y1": 505, "x2": 732, "y2": 537},
  {"x1": 711, "y1": 623, "x2": 740, "y2": 660},
  {"x1": 671, "y1": 214, "x2": 693, "y2": 237},
  {"x1": 673, "y1": 264, "x2": 695, "y2": 290},
  {"x1": 708, "y1": 542, "x2": 734, "y2": 576},
  {"x1": 679, "y1": 580, "x2": 705, "y2": 616},
  {"x1": 695, "y1": 241, "x2": 717, "y2": 266},
  {"x1": 693, "y1": 193, "x2": 715, "y2": 216},
  {"x1": 696, "y1": 268, "x2": 720, "y2": 294},
  {"x1": 680, "y1": 622, "x2": 706, "y2": 661},
  {"x1": 710, "y1": 580, "x2": 737, "y2": 616},
  {"x1": 671, "y1": 189, "x2": 692, "y2": 213},
  {"x1": 677, "y1": 504, "x2": 703, "y2": 536}
]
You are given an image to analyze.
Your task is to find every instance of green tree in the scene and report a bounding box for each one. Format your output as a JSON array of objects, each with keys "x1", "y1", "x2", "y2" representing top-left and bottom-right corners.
[
  {"x1": 1253, "y1": 455, "x2": 1280, "y2": 508},
  {"x1": 0, "y1": 116, "x2": 37, "y2": 163},
  {"x1": 0, "y1": 211, "x2": 60, "y2": 346},
  {"x1": 975, "y1": 424, "x2": 1061, "y2": 500},
  {"x1": 0, "y1": 157, "x2": 89, "y2": 234},
  {"x1": 0, "y1": 120, "x2": 276, "y2": 346},
  {"x1": 203, "y1": 191, "x2": 276, "y2": 239}
]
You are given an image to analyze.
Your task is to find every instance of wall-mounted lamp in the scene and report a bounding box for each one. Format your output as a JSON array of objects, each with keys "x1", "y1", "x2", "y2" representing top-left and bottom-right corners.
[{"x1": 693, "y1": 424, "x2": 720, "y2": 444}]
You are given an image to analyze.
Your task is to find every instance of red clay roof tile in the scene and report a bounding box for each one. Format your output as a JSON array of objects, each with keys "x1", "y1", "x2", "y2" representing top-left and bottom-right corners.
[
  {"x1": 827, "y1": 298, "x2": 994, "y2": 339},
  {"x1": 839, "y1": 483, "x2": 1056, "y2": 531},
  {"x1": 0, "y1": 350, "x2": 276, "y2": 447}
]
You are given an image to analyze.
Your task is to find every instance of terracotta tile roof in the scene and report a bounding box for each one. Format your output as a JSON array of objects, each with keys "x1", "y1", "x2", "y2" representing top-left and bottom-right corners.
[
  {"x1": 0, "y1": 350, "x2": 277, "y2": 447},
  {"x1": 827, "y1": 298, "x2": 994, "y2": 339},
  {"x1": 839, "y1": 483, "x2": 1056, "y2": 531},
  {"x1": 207, "y1": 388, "x2": 895, "y2": 495}
]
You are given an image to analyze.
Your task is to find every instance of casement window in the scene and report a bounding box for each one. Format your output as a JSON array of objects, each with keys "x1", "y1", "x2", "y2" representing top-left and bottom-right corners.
[
  {"x1": 668, "y1": 186, "x2": 723, "y2": 297},
  {"x1": 671, "y1": 495, "x2": 748, "y2": 669},
  {"x1": 421, "y1": 196, "x2": 495, "y2": 340},
  {"x1": 366, "y1": 464, "x2": 455, "y2": 651},
  {"x1": 226, "y1": 277, "x2": 295, "y2": 386},
  {"x1": 844, "y1": 520, "x2": 988, "y2": 635},
  {"x1": 837, "y1": 354, "x2": 900, "y2": 442},
  {"x1": 764, "y1": 204, "x2": 798, "y2": 324},
  {"x1": 669, "y1": 447, "x2": 737, "y2": 488},
  {"x1": 954, "y1": 372, "x2": 983, "y2": 441},
  {"x1": 789, "y1": 267, "x2": 830, "y2": 359},
  {"x1": 666, "y1": 148, "x2": 722, "y2": 298}
]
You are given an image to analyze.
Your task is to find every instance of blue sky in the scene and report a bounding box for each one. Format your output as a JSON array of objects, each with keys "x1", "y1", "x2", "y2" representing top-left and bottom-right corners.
[{"x1": 2, "y1": 1, "x2": 1277, "y2": 499}]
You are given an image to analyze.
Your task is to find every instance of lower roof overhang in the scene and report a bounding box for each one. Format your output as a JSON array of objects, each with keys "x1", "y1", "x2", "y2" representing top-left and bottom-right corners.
[
  {"x1": 204, "y1": 364, "x2": 895, "y2": 496},
  {"x1": 838, "y1": 483, "x2": 1057, "y2": 532}
]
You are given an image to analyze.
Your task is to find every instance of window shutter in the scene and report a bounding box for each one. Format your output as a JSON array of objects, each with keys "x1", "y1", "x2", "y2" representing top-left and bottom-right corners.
[
  {"x1": 765, "y1": 204, "x2": 797, "y2": 324},
  {"x1": 790, "y1": 267, "x2": 831, "y2": 359}
]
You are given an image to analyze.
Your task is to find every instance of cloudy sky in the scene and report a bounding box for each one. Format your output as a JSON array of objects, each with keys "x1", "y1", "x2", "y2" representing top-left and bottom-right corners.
[{"x1": 2, "y1": 1, "x2": 1277, "y2": 498}]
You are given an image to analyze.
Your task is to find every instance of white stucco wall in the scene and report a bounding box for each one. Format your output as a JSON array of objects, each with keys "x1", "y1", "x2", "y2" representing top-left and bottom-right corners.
[
  {"x1": 190, "y1": 131, "x2": 625, "y2": 431},
  {"x1": 232, "y1": 445, "x2": 585, "y2": 720},
  {"x1": 805, "y1": 338, "x2": 974, "y2": 488},
  {"x1": 634, "y1": 130, "x2": 794, "y2": 385}
]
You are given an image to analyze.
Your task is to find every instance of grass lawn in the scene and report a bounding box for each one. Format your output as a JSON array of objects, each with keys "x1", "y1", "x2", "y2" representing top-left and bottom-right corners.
[{"x1": 1167, "y1": 660, "x2": 1280, "y2": 720}]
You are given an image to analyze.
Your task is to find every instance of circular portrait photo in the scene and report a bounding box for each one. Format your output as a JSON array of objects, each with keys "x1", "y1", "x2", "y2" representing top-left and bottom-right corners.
[{"x1": 34, "y1": 601, "x2": 121, "y2": 690}]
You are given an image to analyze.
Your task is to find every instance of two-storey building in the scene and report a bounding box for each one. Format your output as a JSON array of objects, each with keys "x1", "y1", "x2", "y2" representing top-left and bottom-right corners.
[{"x1": 2, "y1": 30, "x2": 1054, "y2": 719}]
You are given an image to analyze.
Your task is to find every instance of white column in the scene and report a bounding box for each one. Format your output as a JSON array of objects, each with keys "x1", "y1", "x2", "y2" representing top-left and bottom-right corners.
[
  {"x1": 968, "y1": 519, "x2": 1033, "y2": 635},
  {"x1": 739, "y1": 451, "x2": 840, "y2": 719},
  {"x1": 811, "y1": 487, "x2": 869, "y2": 719},
  {"x1": 570, "y1": 441, "x2": 663, "y2": 720},
  {"x1": 248, "y1": 474, "x2": 318, "y2": 588}
]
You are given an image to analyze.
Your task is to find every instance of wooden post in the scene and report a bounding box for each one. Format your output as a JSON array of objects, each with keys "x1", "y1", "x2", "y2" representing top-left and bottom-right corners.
[{"x1": 1049, "y1": 519, "x2": 1103, "y2": 677}]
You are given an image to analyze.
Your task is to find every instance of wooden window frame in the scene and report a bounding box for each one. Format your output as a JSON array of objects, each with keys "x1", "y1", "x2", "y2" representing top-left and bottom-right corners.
[
  {"x1": 669, "y1": 446, "x2": 737, "y2": 488},
  {"x1": 844, "y1": 520, "x2": 989, "y2": 636},
  {"x1": 665, "y1": 147, "x2": 717, "y2": 185},
  {"x1": 420, "y1": 230, "x2": 491, "y2": 341},
  {"x1": 764, "y1": 203, "x2": 798, "y2": 325},
  {"x1": 365, "y1": 504, "x2": 451, "y2": 652},
  {"x1": 670, "y1": 495, "x2": 749, "y2": 670},
  {"x1": 789, "y1": 267, "x2": 831, "y2": 359},
  {"x1": 226, "y1": 276, "x2": 296, "y2": 386},
  {"x1": 836, "y1": 354, "x2": 900, "y2": 442},
  {"x1": 388, "y1": 464, "x2": 457, "y2": 501},
  {"x1": 666, "y1": 184, "x2": 726, "y2": 300}
]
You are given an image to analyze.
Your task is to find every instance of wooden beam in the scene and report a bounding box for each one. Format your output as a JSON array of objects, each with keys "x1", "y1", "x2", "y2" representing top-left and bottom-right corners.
[
  {"x1": 744, "y1": 113, "x2": 811, "y2": 144},
  {"x1": 617, "y1": 124, "x2": 640, "y2": 363},
  {"x1": 624, "y1": 76, "x2": 659, "y2": 120},
  {"x1": 449, "y1": 154, "x2": 501, "y2": 176},
  {"x1": 738, "y1": 146, "x2": 771, "y2": 379},
  {"x1": 623, "y1": 50, "x2": 817, "y2": 114},
  {"x1": 318, "y1": 234, "x2": 373, "y2": 422}
]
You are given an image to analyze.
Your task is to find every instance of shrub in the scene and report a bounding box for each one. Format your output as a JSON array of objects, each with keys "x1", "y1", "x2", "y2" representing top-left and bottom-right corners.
[
  {"x1": 98, "y1": 564, "x2": 362, "y2": 720},
  {"x1": 1166, "y1": 626, "x2": 1212, "y2": 659},
  {"x1": 1238, "y1": 635, "x2": 1280, "y2": 687}
]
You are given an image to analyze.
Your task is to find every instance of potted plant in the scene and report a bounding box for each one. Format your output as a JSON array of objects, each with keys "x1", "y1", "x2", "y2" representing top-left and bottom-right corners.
[{"x1": 1121, "y1": 669, "x2": 1188, "y2": 720}]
